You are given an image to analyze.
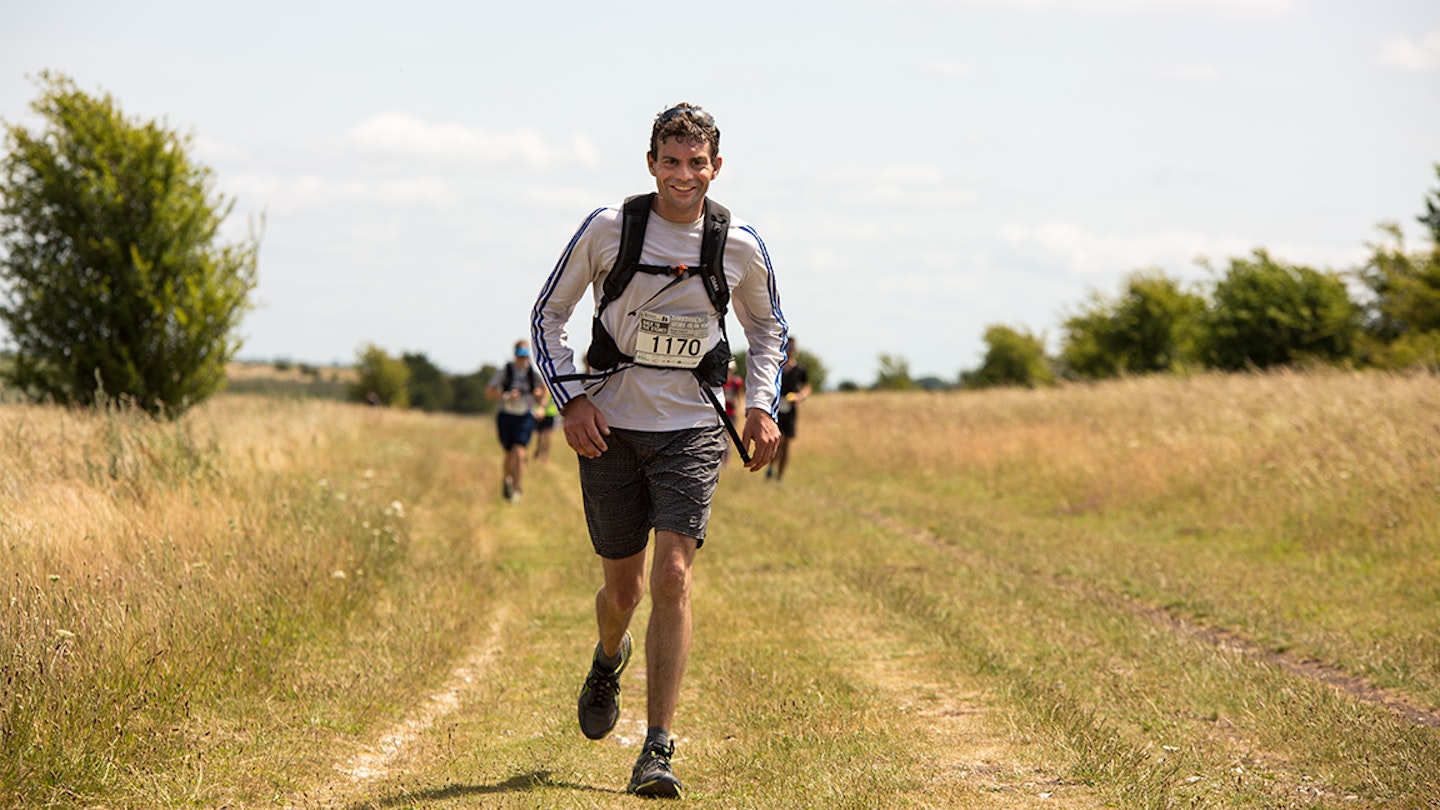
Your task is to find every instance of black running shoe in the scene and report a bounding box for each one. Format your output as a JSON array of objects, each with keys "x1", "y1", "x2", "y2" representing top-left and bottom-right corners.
[
  {"x1": 576, "y1": 632, "x2": 630, "y2": 740},
  {"x1": 627, "y1": 739, "x2": 682, "y2": 799}
]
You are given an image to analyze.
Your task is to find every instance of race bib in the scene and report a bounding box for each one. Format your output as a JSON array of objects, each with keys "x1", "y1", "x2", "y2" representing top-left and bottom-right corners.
[{"x1": 633, "y1": 311, "x2": 711, "y2": 369}]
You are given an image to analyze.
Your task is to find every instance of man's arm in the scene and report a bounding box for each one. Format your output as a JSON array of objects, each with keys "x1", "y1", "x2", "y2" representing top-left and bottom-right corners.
[
  {"x1": 727, "y1": 226, "x2": 787, "y2": 473},
  {"x1": 728, "y1": 228, "x2": 787, "y2": 419},
  {"x1": 531, "y1": 207, "x2": 614, "y2": 409}
]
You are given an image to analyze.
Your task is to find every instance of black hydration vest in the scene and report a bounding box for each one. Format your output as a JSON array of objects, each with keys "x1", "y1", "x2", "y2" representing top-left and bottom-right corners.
[
  {"x1": 583, "y1": 192, "x2": 733, "y2": 387},
  {"x1": 502, "y1": 361, "x2": 540, "y2": 394},
  {"x1": 560, "y1": 192, "x2": 749, "y2": 461}
]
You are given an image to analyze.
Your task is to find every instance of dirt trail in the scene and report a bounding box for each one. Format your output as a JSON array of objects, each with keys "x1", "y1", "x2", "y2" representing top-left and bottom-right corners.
[
  {"x1": 286, "y1": 609, "x2": 510, "y2": 809},
  {"x1": 840, "y1": 609, "x2": 1110, "y2": 808}
]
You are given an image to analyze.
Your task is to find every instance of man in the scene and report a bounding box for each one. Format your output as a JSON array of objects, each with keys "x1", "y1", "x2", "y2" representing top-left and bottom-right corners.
[
  {"x1": 485, "y1": 340, "x2": 545, "y2": 503},
  {"x1": 531, "y1": 102, "x2": 787, "y2": 798},
  {"x1": 767, "y1": 338, "x2": 811, "y2": 482}
]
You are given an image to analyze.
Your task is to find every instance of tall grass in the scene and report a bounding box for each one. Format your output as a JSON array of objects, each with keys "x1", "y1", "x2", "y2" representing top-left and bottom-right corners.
[
  {"x1": 795, "y1": 368, "x2": 1440, "y2": 807},
  {"x1": 1, "y1": 395, "x2": 496, "y2": 807},
  {"x1": 810, "y1": 370, "x2": 1440, "y2": 697},
  {"x1": 3, "y1": 368, "x2": 1437, "y2": 809}
]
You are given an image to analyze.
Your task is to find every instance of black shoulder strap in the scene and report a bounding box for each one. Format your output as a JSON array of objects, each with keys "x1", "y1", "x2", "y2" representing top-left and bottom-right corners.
[
  {"x1": 502, "y1": 362, "x2": 538, "y2": 392},
  {"x1": 596, "y1": 194, "x2": 731, "y2": 317},
  {"x1": 595, "y1": 194, "x2": 655, "y2": 318},
  {"x1": 697, "y1": 198, "x2": 731, "y2": 315}
]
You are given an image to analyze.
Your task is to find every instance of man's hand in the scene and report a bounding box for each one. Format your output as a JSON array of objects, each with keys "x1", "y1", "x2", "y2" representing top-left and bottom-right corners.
[
  {"x1": 741, "y1": 407, "x2": 781, "y2": 473},
  {"x1": 563, "y1": 396, "x2": 610, "y2": 458}
]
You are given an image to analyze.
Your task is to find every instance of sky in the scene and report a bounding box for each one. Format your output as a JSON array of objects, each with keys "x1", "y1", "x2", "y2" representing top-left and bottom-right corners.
[{"x1": 3, "y1": 0, "x2": 1438, "y2": 387}]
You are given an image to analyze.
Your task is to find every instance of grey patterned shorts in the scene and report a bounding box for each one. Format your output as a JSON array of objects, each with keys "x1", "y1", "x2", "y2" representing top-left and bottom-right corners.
[{"x1": 578, "y1": 425, "x2": 727, "y2": 559}]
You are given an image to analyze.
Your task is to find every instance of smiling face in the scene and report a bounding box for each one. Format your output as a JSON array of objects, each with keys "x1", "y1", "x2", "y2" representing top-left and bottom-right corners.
[{"x1": 647, "y1": 136, "x2": 721, "y2": 223}]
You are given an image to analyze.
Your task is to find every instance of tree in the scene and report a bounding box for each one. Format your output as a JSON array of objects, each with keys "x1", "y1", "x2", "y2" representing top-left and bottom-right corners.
[
  {"x1": 1420, "y1": 163, "x2": 1440, "y2": 244},
  {"x1": 872, "y1": 353, "x2": 915, "y2": 391},
  {"x1": 1356, "y1": 223, "x2": 1440, "y2": 369},
  {"x1": 962, "y1": 324, "x2": 1054, "y2": 389},
  {"x1": 350, "y1": 344, "x2": 409, "y2": 407},
  {"x1": 402, "y1": 352, "x2": 454, "y2": 412},
  {"x1": 0, "y1": 72, "x2": 259, "y2": 417},
  {"x1": 450, "y1": 365, "x2": 497, "y2": 415},
  {"x1": 1201, "y1": 249, "x2": 1359, "y2": 371},
  {"x1": 1060, "y1": 269, "x2": 1205, "y2": 379}
]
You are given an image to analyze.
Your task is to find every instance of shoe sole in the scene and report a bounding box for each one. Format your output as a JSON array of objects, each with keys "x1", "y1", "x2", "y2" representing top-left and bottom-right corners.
[
  {"x1": 629, "y1": 777, "x2": 682, "y2": 799},
  {"x1": 579, "y1": 718, "x2": 616, "y2": 740}
]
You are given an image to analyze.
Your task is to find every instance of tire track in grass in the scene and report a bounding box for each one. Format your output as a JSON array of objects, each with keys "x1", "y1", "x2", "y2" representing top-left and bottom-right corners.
[
  {"x1": 286, "y1": 607, "x2": 510, "y2": 809},
  {"x1": 837, "y1": 602, "x2": 1106, "y2": 807},
  {"x1": 725, "y1": 484, "x2": 1111, "y2": 807},
  {"x1": 850, "y1": 502, "x2": 1440, "y2": 730}
]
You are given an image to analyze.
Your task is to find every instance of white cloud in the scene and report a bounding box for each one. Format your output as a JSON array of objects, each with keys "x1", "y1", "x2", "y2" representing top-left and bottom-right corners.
[
  {"x1": 374, "y1": 177, "x2": 455, "y2": 206},
  {"x1": 926, "y1": 58, "x2": 981, "y2": 78},
  {"x1": 930, "y1": 0, "x2": 1300, "y2": 17},
  {"x1": 346, "y1": 113, "x2": 600, "y2": 167},
  {"x1": 999, "y1": 221, "x2": 1370, "y2": 281},
  {"x1": 224, "y1": 171, "x2": 457, "y2": 213},
  {"x1": 1153, "y1": 62, "x2": 1223, "y2": 82},
  {"x1": 1001, "y1": 221, "x2": 1249, "y2": 278},
  {"x1": 1377, "y1": 30, "x2": 1440, "y2": 71},
  {"x1": 811, "y1": 165, "x2": 982, "y2": 206},
  {"x1": 193, "y1": 134, "x2": 250, "y2": 163}
]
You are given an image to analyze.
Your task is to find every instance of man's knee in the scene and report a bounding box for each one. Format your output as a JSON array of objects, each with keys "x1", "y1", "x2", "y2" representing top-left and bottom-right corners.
[
  {"x1": 650, "y1": 562, "x2": 690, "y2": 604},
  {"x1": 605, "y1": 583, "x2": 645, "y2": 614},
  {"x1": 649, "y1": 536, "x2": 696, "y2": 603},
  {"x1": 601, "y1": 553, "x2": 647, "y2": 613}
]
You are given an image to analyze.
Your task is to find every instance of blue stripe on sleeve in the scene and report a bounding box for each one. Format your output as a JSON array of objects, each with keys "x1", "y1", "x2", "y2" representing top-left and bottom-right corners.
[
  {"x1": 531, "y1": 207, "x2": 607, "y2": 407},
  {"x1": 742, "y1": 224, "x2": 788, "y2": 417}
]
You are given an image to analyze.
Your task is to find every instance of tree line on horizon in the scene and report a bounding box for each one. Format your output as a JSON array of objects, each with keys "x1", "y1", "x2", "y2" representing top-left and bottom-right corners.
[{"x1": 855, "y1": 168, "x2": 1440, "y2": 393}]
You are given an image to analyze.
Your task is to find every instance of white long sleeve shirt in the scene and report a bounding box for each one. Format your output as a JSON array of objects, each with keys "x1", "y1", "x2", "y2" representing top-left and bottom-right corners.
[{"x1": 531, "y1": 199, "x2": 788, "y2": 432}]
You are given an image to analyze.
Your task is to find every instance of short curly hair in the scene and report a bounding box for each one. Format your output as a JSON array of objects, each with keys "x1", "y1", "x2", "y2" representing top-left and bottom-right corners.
[{"x1": 648, "y1": 102, "x2": 720, "y2": 159}]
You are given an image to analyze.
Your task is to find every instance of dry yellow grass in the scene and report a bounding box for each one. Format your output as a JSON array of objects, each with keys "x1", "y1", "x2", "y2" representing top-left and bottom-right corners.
[
  {"x1": 3, "y1": 367, "x2": 1437, "y2": 808},
  {"x1": 816, "y1": 368, "x2": 1437, "y2": 526}
]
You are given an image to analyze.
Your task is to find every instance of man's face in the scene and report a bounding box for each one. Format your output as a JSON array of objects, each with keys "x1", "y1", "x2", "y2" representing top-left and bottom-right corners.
[{"x1": 647, "y1": 137, "x2": 721, "y2": 223}]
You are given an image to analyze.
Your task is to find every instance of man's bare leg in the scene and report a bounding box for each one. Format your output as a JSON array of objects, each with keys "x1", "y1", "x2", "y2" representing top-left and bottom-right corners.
[
  {"x1": 597, "y1": 550, "x2": 646, "y2": 658},
  {"x1": 645, "y1": 530, "x2": 697, "y2": 731}
]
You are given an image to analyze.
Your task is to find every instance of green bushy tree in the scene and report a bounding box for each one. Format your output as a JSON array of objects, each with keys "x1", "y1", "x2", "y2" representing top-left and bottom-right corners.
[
  {"x1": 450, "y1": 365, "x2": 497, "y2": 415},
  {"x1": 962, "y1": 324, "x2": 1054, "y2": 389},
  {"x1": 0, "y1": 72, "x2": 259, "y2": 417},
  {"x1": 872, "y1": 353, "x2": 915, "y2": 391},
  {"x1": 1419, "y1": 163, "x2": 1440, "y2": 244},
  {"x1": 350, "y1": 344, "x2": 409, "y2": 407},
  {"x1": 402, "y1": 352, "x2": 454, "y2": 412},
  {"x1": 1201, "y1": 250, "x2": 1358, "y2": 371},
  {"x1": 1060, "y1": 269, "x2": 1204, "y2": 379},
  {"x1": 1356, "y1": 224, "x2": 1440, "y2": 369}
]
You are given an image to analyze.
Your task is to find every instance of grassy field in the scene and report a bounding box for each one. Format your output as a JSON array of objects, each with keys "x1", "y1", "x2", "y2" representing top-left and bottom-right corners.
[{"x1": 2, "y1": 368, "x2": 1437, "y2": 809}]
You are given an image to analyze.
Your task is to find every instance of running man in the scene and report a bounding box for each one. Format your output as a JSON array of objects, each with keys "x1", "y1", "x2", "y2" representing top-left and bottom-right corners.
[
  {"x1": 485, "y1": 340, "x2": 545, "y2": 503},
  {"x1": 531, "y1": 102, "x2": 788, "y2": 797}
]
